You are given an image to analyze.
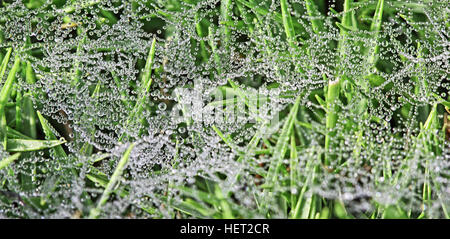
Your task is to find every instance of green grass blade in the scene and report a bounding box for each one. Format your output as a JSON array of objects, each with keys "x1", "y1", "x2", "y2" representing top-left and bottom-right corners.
[
  {"x1": 14, "y1": 87, "x2": 22, "y2": 131},
  {"x1": 0, "y1": 152, "x2": 21, "y2": 170},
  {"x1": 89, "y1": 142, "x2": 137, "y2": 218},
  {"x1": 23, "y1": 61, "x2": 37, "y2": 139},
  {"x1": 6, "y1": 126, "x2": 32, "y2": 139},
  {"x1": 266, "y1": 95, "x2": 301, "y2": 185},
  {"x1": 36, "y1": 111, "x2": 67, "y2": 157},
  {"x1": 337, "y1": 0, "x2": 355, "y2": 61},
  {"x1": 214, "y1": 184, "x2": 234, "y2": 219},
  {"x1": 220, "y1": 0, "x2": 232, "y2": 47},
  {"x1": 80, "y1": 81, "x2": 102, "y2": 156},
  {"x1": 120, "y1": 37, "x2": 157, "y2": 141},
  {"x1": 194, "y1": 13, "x2": 209, "y2": 63},
  {"x1": 236, "y1": 0, "x2": 305, "y2": 36},
  {"x1": 280, "y1": 0, "x2": 296, "y2": 48},
  {"x1": 6, "y1": 138, "x2": 65, "y2": 152},
  {"x1": 86, "y1": 173, "x2": 109, "y2": 188},
  {"x1": 367, "y1": 0, "x2": 384, "y2": 69},
  {"x1": 212, "y1": 125, "x2": 234, "y2": 151},
  {"x1": 324, "y1": 74, "x2": 340, "y2": 164},
  {"x1": 0, "y1": 53, "x2": 21, "y2": 150},
  {"x1": 0, "y1": 48, "x2": 12, "y2": 83},
  {"x1": 141, "y1": 37, "x2": 157, "y2": 93},
  {"x1": 304, "y1": 0, "x2": 324, "y2": 34},
  {"x1": 71, "y1": 33, "x2": 86, "y2": 87},
  {"x1": 289, "y1": 133, "x2": 298, "y2": 208}
]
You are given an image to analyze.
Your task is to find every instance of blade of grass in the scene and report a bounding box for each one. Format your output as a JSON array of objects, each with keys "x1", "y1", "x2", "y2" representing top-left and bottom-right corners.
[
  {"x1": 0, "y1": 153, "x2": 21, "y2": 171},
  {"x1": 0, "y1": 48, "x2": 12, "y2": 83},
  {"x1": 236, "y1": 0, "x2": 305, "y2": 37},
  {"x1": 212, "y1": 125, "x2": 235, "y2": 151},
  {"x1": 36, "y1": 111, "x2": 67, "y2": 157},
  {"x1": 367, "y1": 0, "x2": 384, "y2": 68},
  {"x1": 0, "y1": 52, "x2": 21, "y2": 150},
  {"x1": 71, "y1": 32, "x2": 86, "y2": 87},
  {"x1": 304, "y1": 0, "x2": 324, "y2": 34},
  {"x1": 6, "y1": 138, "x2": 65, "y2": 152},
  {"x1": 220, "y1": 0, "x2": 232, "y2": 48},
  {"x1": 324, "y1": 0, "x2": 355, "y2": 164},
  {"x1": 23, "y1": 61, "x2": 37, "y2": 139},
  {"x1": 266, "y1": 94, "x2": 301, "y2": 186},
  {"x1": 289, "y1": 133, "x2": 298, "y2": 208},
  {"x1": 291, "y1": 147, "x2": 318, "y2": 218},
  {"x1": 6, "y1": 126, "x2": 32, "y2": 139},
  {"x1": 80, "y1": 81, "x2": 102, "y2": 156},
  {"x1": 14, "y1": 86, "x2": 22, "y2": 131},
  {"x1": 120, "y1": 37, "x2": 157, "y2": 141},
  {"x1": 194, "y1": 13, "x2": 209, "y2": 63},
  {"x1": 280, "y1": 0, "x2": 296, "y2": 48},
  {"x1": 324, "y1": 74, "x2": 339, "y2": 165},
  {"x1": 89, "y1": 142, "x2": 137, "y2": 218}
]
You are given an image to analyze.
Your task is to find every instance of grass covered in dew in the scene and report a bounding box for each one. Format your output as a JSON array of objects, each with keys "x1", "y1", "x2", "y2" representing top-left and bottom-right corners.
[{"x1": 0, "y1": 0, "x2": 449, "y2": 219}]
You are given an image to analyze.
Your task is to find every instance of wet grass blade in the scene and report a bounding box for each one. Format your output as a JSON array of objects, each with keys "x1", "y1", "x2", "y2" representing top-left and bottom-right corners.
[
  {"x1": 236, "y1": 0, "x2": 305, "y2": 36},
  {"x1": 266, "y1": 95, "x2": 301, "y2": 186},
  {"x1": 0, "y1": 152, "x2": 21, "y2": 171},
  {"x1": 324, "y1": 74, "x2": 339, "y2": 164},
  {"x1": 23, "y1": 61, "x2": 37, "y2": 139},
  {"x1": 304, "y1": 0, "x2": 324, "y2": 34},
  {"x1": 120, "y1": 37, "x2": 157, "y2": 141},
  {"x1": 71, "y1": 32, "x2": 86, "y2": 87},
  {"x1": 0, "y1": 52, "x2": 21, "y2": 150},
  {"x1": 15, "y1": 87, "x2": 22, "y2": 131},
  {"x1": 6, "y1": 138, "x2": 65, "y2": 152},
  {"x1": 141, "y1": 37, "x2": 157, "y2": 93},
  {"x1": 220, "y1": 0, "x2": 232, "y2": 47},
  {"x1": 6, "y1": 126, "x2": 32, "y2": 139},
  {"x1": 324, "y1": 0, "x2": 355, "y2": 164},
  {"x1": 212, "y1": 125, "x2": 235, "y2": 151},
  {"x1": 80, "y1": 81, "x2": 102, "y2": 156},
  {"x1": 36, "y1": 111, "x2": 67, "y2": 157},
  {"x1": 367, "y1": 0, "x2": 384, "y2": 67},
  {"x1": 280, "y1": 0, "x2": 296, "y2": 48},
  {"x1": 289, "y1": 133, "x2": 298, "y2": 207},
  {"x1": 89, "y1": 142, "x2": 137, "y2": 218},
  {"x1": 0, "y1": 48, "x2": 12, "y2": 83},
  {"x1": 194, "y1": 13, "x2": 209, "y2": 63}
]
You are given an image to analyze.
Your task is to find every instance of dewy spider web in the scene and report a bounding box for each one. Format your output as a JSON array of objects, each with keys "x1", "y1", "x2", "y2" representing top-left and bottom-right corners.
[{"x1": 0, "y1": 0, "x2": 449, "y2": 219}]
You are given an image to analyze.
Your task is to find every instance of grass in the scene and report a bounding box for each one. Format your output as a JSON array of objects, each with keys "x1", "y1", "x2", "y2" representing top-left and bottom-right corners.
[{"x1": 0, "y1": 0, "x2": 449, "y2": 219}]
